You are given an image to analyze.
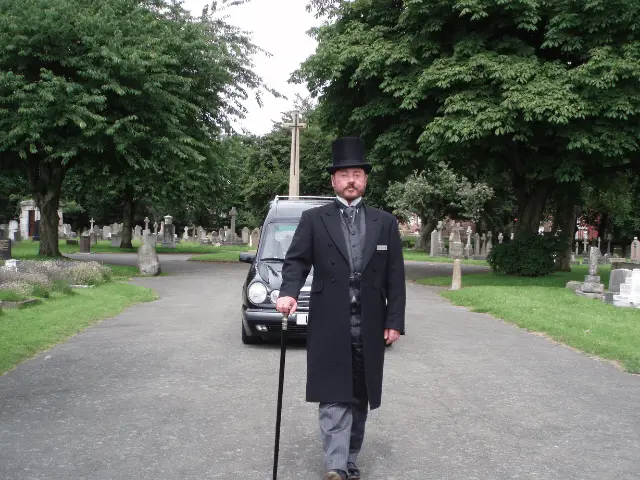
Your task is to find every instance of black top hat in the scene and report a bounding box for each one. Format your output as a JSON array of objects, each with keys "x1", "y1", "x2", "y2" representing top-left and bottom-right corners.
[{"x1": 327, "y1": 137, "x2": 372, "y2": 174}]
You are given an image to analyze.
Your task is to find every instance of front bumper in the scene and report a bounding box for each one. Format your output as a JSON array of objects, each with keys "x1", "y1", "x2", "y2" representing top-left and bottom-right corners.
[{"x1": 242, "y1": 306, "x2": 308, "y2": 340}]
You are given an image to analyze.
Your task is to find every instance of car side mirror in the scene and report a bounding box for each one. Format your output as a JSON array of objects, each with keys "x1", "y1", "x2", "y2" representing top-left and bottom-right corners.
[{"x1": 239, "y1": 252, "x2": 256, "y2": 264}]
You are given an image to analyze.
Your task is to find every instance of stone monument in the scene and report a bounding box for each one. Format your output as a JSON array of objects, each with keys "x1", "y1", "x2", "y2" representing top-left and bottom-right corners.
[{"x1": 575, "y1": 246, "x2": 605, "y2": 299}]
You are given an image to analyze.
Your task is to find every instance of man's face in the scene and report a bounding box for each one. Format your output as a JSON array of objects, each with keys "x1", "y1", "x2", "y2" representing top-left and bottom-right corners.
[{"x1": 331, "y1": 167, "x2": 368, "y2": 201}]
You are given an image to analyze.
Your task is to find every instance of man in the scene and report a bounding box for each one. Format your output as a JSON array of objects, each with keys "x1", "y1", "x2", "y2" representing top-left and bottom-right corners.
[{"x1": 276, "y1": 136, "x2": 406, "y2": 480}]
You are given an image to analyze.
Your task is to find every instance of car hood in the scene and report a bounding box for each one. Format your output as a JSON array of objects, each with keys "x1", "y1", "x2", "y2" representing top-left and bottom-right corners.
[{"x1": 256, "y1": 260, "x2": 313, "y2": 289}]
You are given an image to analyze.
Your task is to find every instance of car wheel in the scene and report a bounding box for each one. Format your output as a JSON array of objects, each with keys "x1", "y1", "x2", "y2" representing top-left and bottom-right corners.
[{"x1": 242, "y1": 323, "x2": 261, "y2": 345}]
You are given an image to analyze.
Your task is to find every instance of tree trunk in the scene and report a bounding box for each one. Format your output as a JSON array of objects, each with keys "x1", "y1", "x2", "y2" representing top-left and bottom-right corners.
[
  {"x1": 27, "y1": 159, "x2": 66, "y2": 257},
  {"x1": 597, "y1": 213, "x2": 609, "y2": 243},
  {"x1": 514, "y1": 182, "x2": 553, "y2": 236},
  {"x1": 552, "y1": 191, "x2": 578, "y2": 272},
  {"x1": 120, "y1": 186, "x2": 135, "y2": 249},
  {"x1": 418, "y1": 216, "x2": 436, "y2": 252}
]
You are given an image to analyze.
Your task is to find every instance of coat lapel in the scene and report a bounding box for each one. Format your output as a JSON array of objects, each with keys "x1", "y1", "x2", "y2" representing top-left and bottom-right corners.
[
  {"x1": 321, "y1": 203, "x2": 349, "y2": 264},
  {"x1": 362, "y1": 205, "x2": 381, "y2": 272}
]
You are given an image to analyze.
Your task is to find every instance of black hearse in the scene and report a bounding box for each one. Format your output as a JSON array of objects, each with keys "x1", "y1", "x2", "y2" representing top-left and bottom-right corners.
[{"x1": 239, "y1": 195, "x2": 334, "y2": 344}]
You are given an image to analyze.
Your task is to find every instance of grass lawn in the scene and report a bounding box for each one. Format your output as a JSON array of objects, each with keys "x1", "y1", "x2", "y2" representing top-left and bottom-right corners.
[
  {"x1": 10, "y1": 239, "x2": 250, "y2": 258},
  {"x1": 417, "y1": 265, "x2": 640, "y2": 373},
  {"x1": 0, "y1": 282, "x2": 156, "y2": 375}
]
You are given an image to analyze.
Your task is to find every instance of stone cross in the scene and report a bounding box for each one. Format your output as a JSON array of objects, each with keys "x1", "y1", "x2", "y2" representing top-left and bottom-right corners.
[
  {"x1": 183, "y1": 226, "x2": 189, "y2": 239},
  {"x1": 90, "y1": 218, "x2": 94, "y2": 230},
  {"x1": 583, "y1": 232, "x2": 589, "y2": 255},
  {"x1": 575, "y1": 241, "x2": 579, "y2": 256},
  {"x1": 230, "y1": 207, "x2": 237, "y2": 239},
  {"x1": 144, "y1": 217, "x2": 150, "y2": 232},
  {"x1": 283, "y1": 110, "x2": 307, "y2": 197},
  {"x1": 486, "y1": 231, "x2": 493, "y2": 255},
  {"x1": 589, "y1": 246, "x2": 599, "y2": 276},
  {"x1": 153, "y1": 222, "x2": 158, "y2": 235}
]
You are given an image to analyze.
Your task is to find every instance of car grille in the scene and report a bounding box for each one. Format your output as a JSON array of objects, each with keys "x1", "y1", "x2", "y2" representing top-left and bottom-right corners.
[
  {"x1": 267, "y1": 324, "x2": 307, "y2": 334},
  {"x1": 297, "y1": 288, "x2": 310, "y2": 310}
]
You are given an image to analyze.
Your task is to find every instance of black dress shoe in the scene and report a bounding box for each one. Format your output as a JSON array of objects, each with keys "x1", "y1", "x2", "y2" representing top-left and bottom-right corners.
[
  {"x1": 323, "y1": 470, "x2": 347, "y2": 480},
  {"x1": 347, "y1": 462, "x2": 361, "y2": 479}
]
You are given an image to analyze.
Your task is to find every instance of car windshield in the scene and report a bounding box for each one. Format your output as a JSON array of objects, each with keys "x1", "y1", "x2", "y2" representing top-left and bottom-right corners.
[{"x1": 258, "y1": 222, "x2": 298, "y2": 261}]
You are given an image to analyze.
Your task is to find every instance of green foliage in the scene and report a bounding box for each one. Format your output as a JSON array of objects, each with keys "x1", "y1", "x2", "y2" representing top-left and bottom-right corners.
[
  {"x1": 487, "y1": 233, "x2": 567, "y2": 277},
  {"x1": 386, "y1": 161, "x2": 494, "y2": 223},
  {"x1": 0, "y1": 0, "x2": 267, "y2": 254},
  {"x1": 295, "y1": 0, "x2": 640, "y2": 232}
]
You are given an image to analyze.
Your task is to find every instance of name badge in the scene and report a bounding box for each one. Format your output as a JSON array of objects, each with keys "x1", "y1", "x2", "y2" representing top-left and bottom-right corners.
[{"x1": 377, "y1": 245, "x2": 388, "y2": 251}]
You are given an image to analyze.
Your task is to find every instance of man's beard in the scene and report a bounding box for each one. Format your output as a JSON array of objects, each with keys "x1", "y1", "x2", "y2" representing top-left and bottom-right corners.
[{"x1": 338, "y1": 184, "x2": 364, "y2": 199}]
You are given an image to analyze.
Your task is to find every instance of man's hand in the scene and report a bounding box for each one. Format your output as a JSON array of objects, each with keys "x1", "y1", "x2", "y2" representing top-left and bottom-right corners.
[
  {"x1": 276, "y1": 296, "x2": 298, "y2": 317},
  {"x1": 384, "y1": 328, "x2": 401, "y2": 346}
]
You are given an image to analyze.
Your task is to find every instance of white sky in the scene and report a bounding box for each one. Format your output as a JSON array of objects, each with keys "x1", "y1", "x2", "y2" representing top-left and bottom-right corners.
[{"x1": 183, "y1": 0, "x2": 320, "y2": 135}]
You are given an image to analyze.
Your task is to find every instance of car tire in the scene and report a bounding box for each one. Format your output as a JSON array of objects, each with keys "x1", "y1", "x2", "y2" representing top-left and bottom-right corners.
[{"x1": 242, "y1": 323, "x2": 261, "y2": 345}]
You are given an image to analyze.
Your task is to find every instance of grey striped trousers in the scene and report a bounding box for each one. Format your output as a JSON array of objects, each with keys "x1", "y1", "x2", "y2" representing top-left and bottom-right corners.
[{"x1": 318, "y1": 314, "x2": 369, "y2": 471}]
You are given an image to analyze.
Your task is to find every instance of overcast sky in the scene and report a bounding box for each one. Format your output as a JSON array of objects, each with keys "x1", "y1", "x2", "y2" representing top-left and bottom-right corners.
[{"x1": 182, "y1": 0, "x2": 320, "y2": 135}]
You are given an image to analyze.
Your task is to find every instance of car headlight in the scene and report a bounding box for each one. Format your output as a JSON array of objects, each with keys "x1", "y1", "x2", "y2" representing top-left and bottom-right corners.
[
  {"x1": 248, "y1": 282, "x2": 268, "y2": 305},
  {"x1": 270, "y1": 289, "x2": 280, "y2": 304}
]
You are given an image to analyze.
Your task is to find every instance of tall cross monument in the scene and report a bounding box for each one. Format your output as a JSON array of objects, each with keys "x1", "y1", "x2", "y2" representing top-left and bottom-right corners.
[{"x1": 283, "y1": 110, "x2": 307, "y2": 197}]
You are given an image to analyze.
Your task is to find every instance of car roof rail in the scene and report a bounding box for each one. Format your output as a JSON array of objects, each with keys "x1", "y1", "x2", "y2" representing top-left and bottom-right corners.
[{"x1": 273, "y1": 195, "x2": 335, "y2": 203}]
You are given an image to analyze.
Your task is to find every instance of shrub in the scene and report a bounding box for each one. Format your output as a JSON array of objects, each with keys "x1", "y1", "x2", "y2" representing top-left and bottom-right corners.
[{"x1": 487, "y1": 232, "x2": 567, "y2": 277}]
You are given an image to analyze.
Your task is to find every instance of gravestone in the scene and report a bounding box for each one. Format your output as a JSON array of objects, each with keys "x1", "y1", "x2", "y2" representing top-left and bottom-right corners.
[
  {"x1": 144, "y1": 217, "x2": 150, "y2": 235},
  {"x1": 250, "y1": 228, "x2": 260, "y2": 247},
  {"x1": 183, "y1": 226, "x2": 189, "y2": 240},
  {"x1": 463, "y1": 227, "x2": 472, "y2": 259},
  {"x1": 480, "y1": 233, "x2": 487, "y2": 257},
  {"x1": 103, "y1": 226, "x2": 111, "y2": 239},
  {"x1": 613, "y1": 246, "x2": 623, "y2": 258},
  {"x1": 430, "y1": 229, "x2": 438, "y2": 256},
  {"x1": 229, "y1": 207, "x2": 238, "y2": 240},
  {"x1": 631, "y1": 237, "x2": 640, "y2": 261},
  {"x1": 575, "y1": 247, "x2": 605, "y2": 299},
  {"x1": 0, "y1": 239, "x2": 11, "y2": 260},
  {"x1": 486, "y1": 232, "x2": 493, "y2": 256},
  {"x1": 449, "y1": 222, "x2": 463, "y2": 259},
  {"x1": 111, "y1": 234, "x2": 122, "y2": 247},
  {"x1": 606, "y1": 234, "x2": 612, "y2": 255},
  {"x1": 498, "y1": 232, "x2": 503, "y2": 244},
  {"x1": 609, "y1": 269, "x2": 633, "y2": 294},
  {"x1": 242, "y1": 227, "x2": 250, "y2": 244},
  {"x1": 162, "y1": 215, "x2": 176, "y2": 248},
  {"x1": 474, "y1": 233, "x2": 480, "y2": 256},
  {"x1": 13, "y1": 231, "x2": 21, "y2": 242},
  {"x1": 613, "y1": 269, "x2": 640, "y2": 308},
  {"x1": 134, "y1": 225, "x2": 142, "y2": 241},
  {"x1": 79, "y1": 235, "x2": 91, "y2": 254},
  {"x1": 582, "y1": 234, "x2": 589, "y2": 257},
  {"x1": 137, "y1": 243, "x2": 161, "y2": 276}
]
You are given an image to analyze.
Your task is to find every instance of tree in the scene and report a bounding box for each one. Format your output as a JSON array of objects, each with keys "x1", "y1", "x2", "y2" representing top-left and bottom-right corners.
[
  {"x1": 386, "y1": 162, "x2": 494, "y2": 249},
  {"x1": 0, "y1": 0, "x2": 266, "y2": 255},
  {"x1": 295, "y1": 0, "x2": 640, "y2": 242}
]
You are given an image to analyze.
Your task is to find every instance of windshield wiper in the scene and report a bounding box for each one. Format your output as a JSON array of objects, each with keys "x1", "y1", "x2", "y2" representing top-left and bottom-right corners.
[{"x1": 259, "y1": 257, "x2": 285, "y2": 262}]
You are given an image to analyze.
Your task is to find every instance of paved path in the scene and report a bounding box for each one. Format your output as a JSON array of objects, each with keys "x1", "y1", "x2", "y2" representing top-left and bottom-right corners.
[{"x1": 1, "y1": 259, "x2": 638, "y2": 479}]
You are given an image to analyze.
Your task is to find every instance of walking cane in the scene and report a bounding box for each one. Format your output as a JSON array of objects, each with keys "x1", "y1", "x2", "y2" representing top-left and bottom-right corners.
[{"x1": 272, "y1": 313, "x2": 288, "y2": 480}]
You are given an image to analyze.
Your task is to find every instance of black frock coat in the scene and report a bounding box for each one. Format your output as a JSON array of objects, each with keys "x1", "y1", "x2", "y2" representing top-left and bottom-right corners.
[{"x1": 279, "y1": 201, "x2": 406, "y2": 410}]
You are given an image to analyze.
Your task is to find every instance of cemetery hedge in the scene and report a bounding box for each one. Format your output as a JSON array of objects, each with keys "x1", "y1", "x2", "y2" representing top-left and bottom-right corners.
[{"x1": 487, "y1": 233, "x2": 568, "y2": 277}]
